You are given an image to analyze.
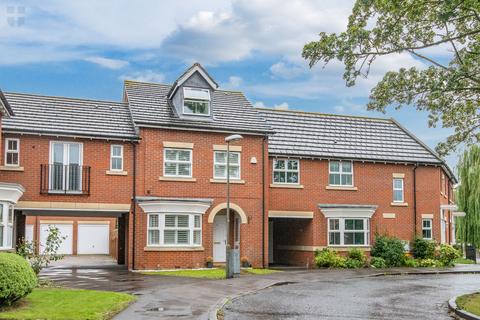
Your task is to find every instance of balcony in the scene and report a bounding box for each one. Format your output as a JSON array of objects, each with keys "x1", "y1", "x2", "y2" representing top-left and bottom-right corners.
[{"x1": 40, "y1": 164, "x2": 91, "y2": 195}]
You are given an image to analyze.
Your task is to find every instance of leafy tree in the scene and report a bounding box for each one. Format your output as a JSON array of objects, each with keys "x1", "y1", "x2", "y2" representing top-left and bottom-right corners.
[
  {"x1": 303, "y1": 0, "x2": 480, "y2": 156},
  {"x1": 456, "y1": 145, "x2": 480, "y2": 247}
]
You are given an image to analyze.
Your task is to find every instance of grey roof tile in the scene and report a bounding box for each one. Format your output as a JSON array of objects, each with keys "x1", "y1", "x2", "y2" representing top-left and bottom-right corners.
[
  {"x1": 2, "y1": 92, "x2": 138, "y2": 140},
  {"x1": 124, "y1": 81, "x2": 272, "y2": 134}
]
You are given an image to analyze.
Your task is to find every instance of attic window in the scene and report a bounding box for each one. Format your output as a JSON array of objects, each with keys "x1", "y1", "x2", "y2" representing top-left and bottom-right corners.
[{"x1": 183, "y1": 87, "x2": 210, "y2": 116}]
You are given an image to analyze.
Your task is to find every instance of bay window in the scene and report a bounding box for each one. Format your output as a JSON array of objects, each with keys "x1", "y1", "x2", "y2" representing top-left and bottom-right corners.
[
  {"x1": 0, "y1": 204, "x2": 14, "y2": 249},
  {"x1": 273, "y1": 159, "x2": 299, "y2": 184},
  {"x1": 329, "y1": 160, "x2": 353, "y2": 186},
  {"x1": 147, "y1": 213, "x2": 202, "y2": 247},
  {"x1": 328, "y1": 218, "x2": 370, "y2": 246},
  {"x1": 214, "y1": 151, "x2": 240, "y2": 179},
  {"x1": 164, "y1": 148, "x2": 192, "y2": 177}
]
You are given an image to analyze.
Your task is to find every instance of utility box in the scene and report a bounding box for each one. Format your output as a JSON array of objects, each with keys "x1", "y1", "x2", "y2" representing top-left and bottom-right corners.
[
  {"x1": 232, "y1": 249, "x2": 241, "y2": 276},
  {"x1": 466, "y1": 245, "x2": 477, "y2": 263}
]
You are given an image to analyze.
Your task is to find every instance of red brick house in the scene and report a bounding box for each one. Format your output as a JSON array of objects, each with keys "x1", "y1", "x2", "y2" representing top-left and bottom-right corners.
[{"x1": 0, "y1": 64, "x2": 457, "y2": 269}]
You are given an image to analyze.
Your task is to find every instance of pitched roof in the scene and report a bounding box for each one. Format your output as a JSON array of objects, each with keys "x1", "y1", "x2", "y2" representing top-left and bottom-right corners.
[
  {"x1": 124, "y1": 80, "x2": 272, "y2": 135},
  {"x1": 258, "y1": 108, "x2": 445, "y2": 165},
  {"x1": 167, "y1": 63, "x2": 218, "y2": 99},
  {"x1": 1, "y1": 92, "x2": 138, "y2": 140}
]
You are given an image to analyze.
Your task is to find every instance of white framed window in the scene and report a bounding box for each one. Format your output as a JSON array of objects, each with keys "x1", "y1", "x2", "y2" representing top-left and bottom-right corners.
[
  {"x1": 328, "y1": 218, "x2": 370, "y2": 246},
  {"x1": 147, "y1": 213, "x2": 202, "y2": 247},
  {"x1": 110, "y1": 145, "x2": 124, "y2": 171},
  {"x1": 0, "y1": 204, "x2": 14, "y2": 249},
  {"x1": 183, "y1": 87, "x2": 210, "y2": 116},
  {"x1": 422, "y1": 219, "x2": 432, "y2": 240},
  {"x1": 5, "y1": 138, "x2": 19, "y2": 166},
  {"x1": 163, "y1": 148, "x2": 192, "y2": 177},
  {"x1": 393, "y1": 178, "x2": 404, "y2": 202},
  {"x1": 214, "y1": 151, "x2": 240, "y2": 179},
  {"x1": 329, "y1": 160, "x2": 353, "y2": 186},
  {"x1": 49, "y1": 141, "x2": 83, "y2": 192},
  {"x1": 273, "y1": 159, "x2": 299, "y2": 184}
]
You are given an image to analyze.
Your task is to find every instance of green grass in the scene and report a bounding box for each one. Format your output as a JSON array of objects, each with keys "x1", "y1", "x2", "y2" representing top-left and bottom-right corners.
[
  {"x1": 455, "y1": 257, "x2": 475, "y2": 264},
  {"x1": 0, "y1": 288, "x2": 135, "y2": 320},
  {"x1": 457, "y1": 292, "x2": 480, "y2": 316},
  {"x1": 142, "y1": 268, "x2": 281, "y2": 279}
]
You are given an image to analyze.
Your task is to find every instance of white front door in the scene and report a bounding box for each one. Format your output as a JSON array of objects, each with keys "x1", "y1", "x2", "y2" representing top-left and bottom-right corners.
[
  {"x1": 213, "y1": 215, "x2": 227, "y2": 262},
  {"x1": 40, "y1": 223, "x2": 73, "y2": 254},
  {"x1": 77, "y1": 223, "x2": 110, "y2": 254}
]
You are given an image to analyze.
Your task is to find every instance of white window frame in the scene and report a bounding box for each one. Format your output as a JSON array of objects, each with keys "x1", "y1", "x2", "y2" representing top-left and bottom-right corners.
[
  {"x1": 328, "y1": 160, "x2": 354, "y2": 186},
  {"x1": 393, "y1": 178, "x2": 404, "y2": 203},
  {"x1": 4, "y1": 138, "x2": 20, "y2": 167},
  {"x1": 110, "y1": 145, "x2": 124, "y2": 171},
  {"x1": 213, "y1": 151, "x2": 241, "y2": 180},
  {"x1": 272, "y1": 159, "x2": 300, "y2": 185},
  {"x1": 49, "y1": 141, "x2": 84, "y2": 193},
  {"x1": 327, "y1": 217, "x2": 370, "y2": 246},
  {"x1": 147, "y1": 213, "x2": 202, "y2": 247},
  {"x1": 163, "y1": 148, "x2": 193, "y2": 178},
  {"x1": 0, "y1": 203, "x2": 14, "y2": 250},
  {"x1": 422, "y1": 218, "x2": 433, "y2": 240},
  {"x1": 182, "y1": 87, "x2": 211, "y2": 116}
]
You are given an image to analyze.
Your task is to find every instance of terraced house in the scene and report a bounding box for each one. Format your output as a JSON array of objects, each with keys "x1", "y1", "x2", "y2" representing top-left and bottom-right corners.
[{"x1": 0, "y1": 64, "x2": 458, "y2": 269}]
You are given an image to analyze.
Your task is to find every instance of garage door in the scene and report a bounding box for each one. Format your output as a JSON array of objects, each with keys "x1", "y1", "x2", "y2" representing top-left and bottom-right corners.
[
  {"x1": 77, "y1": 224, "x2": 110, "y2": 254},
  {"x1": 40, "y1": 223, "x2": 73, "y2": 255}
]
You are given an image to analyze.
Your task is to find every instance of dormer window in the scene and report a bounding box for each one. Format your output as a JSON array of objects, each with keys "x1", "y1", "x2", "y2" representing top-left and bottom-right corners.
[{"x1": 183, "y1": 87, "x2": 210, "y2": 116}]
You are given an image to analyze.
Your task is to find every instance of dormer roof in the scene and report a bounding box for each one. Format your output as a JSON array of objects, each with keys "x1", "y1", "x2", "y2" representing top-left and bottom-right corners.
[
  {"x1": 167, "y1": 63, "x2": 219, "y2": 100},
  {"x1": 0, "y1": 89, "x2": 14, "y2": 117}
]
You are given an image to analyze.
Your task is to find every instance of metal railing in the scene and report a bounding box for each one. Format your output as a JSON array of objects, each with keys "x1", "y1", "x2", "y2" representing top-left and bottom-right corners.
[{"x1": 40, "y1": 164, "x2": 90, "y2": 195}]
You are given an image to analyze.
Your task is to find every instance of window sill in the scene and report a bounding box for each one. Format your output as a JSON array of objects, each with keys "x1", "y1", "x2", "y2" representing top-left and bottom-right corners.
[
  {"x1": 210, "y1": 179, "x2": 245, "y2": 184},
  {"x1": 0, "y1": 248, "x2": 15, "y2": 252},
  {"x1": 159, "y1": 176, "x2": 197, "y2": 182},
  {"x1": 327, "y1": 246, "x2": 371, "y2": 251},
  {"x1": 270, "y1": 184, "x2": 304, "y2": 189},
  {"x1": 144, "y1": 246, "x2": 204, "y2": 252},
  {"x1": 106, "y1": 170, "x2": 128, "y2": 176},
  {"x1": 325, "y1": 186, "x2": 358, "y2": 191},
  {"x1": 391, "y1": 202, "x2": 408, "y2": 207},
  {"x1": 0, "y1": 166, "x2": 24, "y2": 172}
]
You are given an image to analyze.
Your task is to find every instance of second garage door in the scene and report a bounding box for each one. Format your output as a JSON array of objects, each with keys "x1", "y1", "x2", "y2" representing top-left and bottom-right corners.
[
  {"x1": 77, "y1": 223, "x2": 110, "y2": 254},
  {"x1": 40, "y1": 223, "x2": 73, "y2": 255}
]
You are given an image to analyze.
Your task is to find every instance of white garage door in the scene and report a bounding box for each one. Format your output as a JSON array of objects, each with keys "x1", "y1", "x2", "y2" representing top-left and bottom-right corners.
[
  {"x1": 40, "y1": 223, "x2": 73, "y2": 255},
  {"x1": 77, "y1": 224, "x2": 109, "y2": 254}
]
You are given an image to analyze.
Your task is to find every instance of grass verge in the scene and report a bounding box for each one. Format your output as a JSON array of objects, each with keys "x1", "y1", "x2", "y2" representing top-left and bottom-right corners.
[
  {"x1": 0, "y1": 288, "x2": 135, "y2": 320},
  {"x1": 142, "y1": 268, "x2": 281, "y2": 279},
  {"x1": 456, "y1": 292, "x2": 480, "y2": 316},
  {"x1": 455, "y1": 257, "x2": 475, "y2": 264}
]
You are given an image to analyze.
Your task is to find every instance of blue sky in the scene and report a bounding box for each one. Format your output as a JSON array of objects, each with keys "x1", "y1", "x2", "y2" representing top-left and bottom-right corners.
[{"x1": 0, "y1": 0, "x2": 457, "y2": 169}]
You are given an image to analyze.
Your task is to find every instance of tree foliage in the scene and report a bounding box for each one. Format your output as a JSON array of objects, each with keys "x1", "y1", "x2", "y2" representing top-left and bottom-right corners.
[
  {"x1": 456, "y1": 145, "x2": 480, "y2": 247},
  {"x1": 303, "y1": 0, "x2": 480, "y2": 156}
]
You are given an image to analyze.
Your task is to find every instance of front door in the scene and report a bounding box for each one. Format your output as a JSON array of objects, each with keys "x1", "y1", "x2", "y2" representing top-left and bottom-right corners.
[{"x1": 213, "y1": 215, "x2": 227, "y2": 262}]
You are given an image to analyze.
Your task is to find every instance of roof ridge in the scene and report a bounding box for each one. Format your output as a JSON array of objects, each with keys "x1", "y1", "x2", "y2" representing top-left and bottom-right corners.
[
  {"x1": 256, "y1": 107, "x2": 392, "y2": 122},
  {"x1": 123, "y1": 79, "x2": 244, "y2": 94},
  {"x1": 4, "y1": 91, "x2": 126, "y2": 105}
]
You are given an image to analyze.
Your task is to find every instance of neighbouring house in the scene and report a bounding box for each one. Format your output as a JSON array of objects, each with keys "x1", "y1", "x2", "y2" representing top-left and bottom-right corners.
[{"x1": 0, "y1": 63, "x2": 458, "y2": 269}]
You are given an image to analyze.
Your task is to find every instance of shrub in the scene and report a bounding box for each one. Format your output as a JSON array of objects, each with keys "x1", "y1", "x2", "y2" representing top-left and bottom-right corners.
[
  {"x1": 412, "y1": 237, "x2": 436, "y2": 259},
  {"x1": 371, "y1": 234, "x2": 405, "y2": 267},
  {"x1": 418, "y1": 258, "x2": 440, "y2": 267},
  {"x1": 370, "y1": 257, "x2": 387, "y2": 268},
  {"x1": 314, "y1": 249, "x2": 346, "y2": 268},
  {"x1": 437, "y1": 244, "x2": 461, "y2": 267},
  {"x1": 0, "y1": 253, "x2": 37, "y2": 306},
  {"x1": 403, "y1": 257, "x2": 418, "y2": 268},
  {"x1": 345, "y1": 258, "x2": 364, "y2": 269},
  {"x1": 347, "y1": 248, "x2": 366, "y2": 264}
]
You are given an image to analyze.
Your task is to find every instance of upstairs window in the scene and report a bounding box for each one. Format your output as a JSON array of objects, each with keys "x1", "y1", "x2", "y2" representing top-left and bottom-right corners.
[
  {"x1": 393, "y1": 178, "x2": 404, "y2": 202},
  {"x1": 110, "y1": 145, "x2": 124, "y2": 171},
  {"x1": 441, "y1": 173, "x2": 446, "y2": 195},
  {"x1": 183, "y1": 87, "x2": 210, "y2": 116},
  {"x1": 5, "y1": 138, "x2": 19, "y2": 166},
  {"x1": 273, "y1": 159, "x2": 299, "y2": 184},
  {"x1": 164, "y1": 148, "x2": 192, "y2": 177},
  {"x1": 214, "y1": 151, "x2": 240, "y2": 180},
  {"x1": 329, "y1": 160, "x2": 353, "y2": 186}
]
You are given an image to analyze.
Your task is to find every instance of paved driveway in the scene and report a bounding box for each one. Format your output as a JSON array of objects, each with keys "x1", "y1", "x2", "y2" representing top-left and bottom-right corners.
[{"x1": 224, "y1": 273, "x2": 480, "y2": 320}]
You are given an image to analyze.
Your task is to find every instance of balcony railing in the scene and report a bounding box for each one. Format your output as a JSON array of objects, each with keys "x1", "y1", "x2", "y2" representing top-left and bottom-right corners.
[{"x1": 40, "y1": 164, "x2": 91, "y2": 195}]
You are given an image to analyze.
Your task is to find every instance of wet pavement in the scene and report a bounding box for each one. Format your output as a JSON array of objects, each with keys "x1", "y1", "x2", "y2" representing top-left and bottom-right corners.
[{"x1": 223, "y1": 273, "x2": 480, "y2": 320}]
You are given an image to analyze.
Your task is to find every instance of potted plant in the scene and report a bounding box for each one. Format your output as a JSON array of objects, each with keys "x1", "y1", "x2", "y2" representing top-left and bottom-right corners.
[
  {"x1": 205, "y1": 256, "x2": 213, "y2": 268},
  {"x1": 241, "y1": 256, "x2": 251, "y2": 268}
]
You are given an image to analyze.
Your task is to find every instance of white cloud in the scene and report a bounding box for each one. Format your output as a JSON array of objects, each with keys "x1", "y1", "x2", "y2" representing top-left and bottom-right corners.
[
  {"x1": 274, "y1": 102, "x2": 289, "y2": 110},
  {"x1": 253, "y1": 101, "x2": 266, "y2": 108},
  {"x1": 270, "y1": 62, "x2": 305, "y2": 79},
  {"x1": 334, "y1": 106, "x2": 345, "y2": 113},
  {"x1": 226, "y1": 76, "x2": 242, "y2": 88},
  {"x1": 119, "y1": 70, "x2": 165, "y2": 83},
  {"x1": 84, "y1": 56, "x2": 129, "y2": 69}
]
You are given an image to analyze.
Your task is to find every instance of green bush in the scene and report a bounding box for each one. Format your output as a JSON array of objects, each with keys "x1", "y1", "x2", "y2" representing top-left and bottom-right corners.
[
  {"x1": 418, "y1": 258, "x2": 440, "y2": 267},
  {"x1": 345, "y1": 258, "x2": 364, "y2": 269},
  {"x1": 314, "y1": 249, "x2": 346, "y2": 268},
  {"x1": 412, "y1": 237, "x2": 436, "y2": 259},
  {"x1": 437, "y1": 244, "x2": 461, "y2": 267},
  {"x1": 347, "y1": 248, "x2": 366, "y2": 263},
  {"x1": 371, "y1": 235, "x2": 405, "y2": 267},
  {"x1": 403, "y1": 257, "x2": 418, "y2": 268},
  {"x1": 0, "y1": 253, "x2": 37, "y2": 306},
  {"x1": 370, "y1": 257, "x2": 387, "y2": 268}
]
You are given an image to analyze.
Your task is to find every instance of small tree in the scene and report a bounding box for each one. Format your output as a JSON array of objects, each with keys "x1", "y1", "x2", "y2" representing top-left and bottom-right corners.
[
  {"x1": 17, "y1": 225, "x2": 66, "y2": 275},
  {"x1": 456, "y1": 145, "x2": 480, "y2": 248}
]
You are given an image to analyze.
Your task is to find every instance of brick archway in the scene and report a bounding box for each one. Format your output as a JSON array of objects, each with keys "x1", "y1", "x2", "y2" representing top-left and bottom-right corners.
[{"x1": 208, "y1": 203, "x2": 248, "y2": 224}]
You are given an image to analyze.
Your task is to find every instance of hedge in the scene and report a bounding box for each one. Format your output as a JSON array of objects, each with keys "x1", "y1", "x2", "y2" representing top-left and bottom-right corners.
[{"x1": 0, "y1": 253, "x2": 37, "y2": 306}]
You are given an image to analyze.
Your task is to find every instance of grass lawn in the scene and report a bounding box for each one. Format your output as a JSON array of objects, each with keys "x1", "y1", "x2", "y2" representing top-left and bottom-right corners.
[
  {"x1": 457, "y1": 292, "x2": 480, "y2": 316},
  {"x1": 455, "y1": 257, "x2": 475, "y2": 264},
  {"x1": 142, "y1": 268, "x2": 281, "y2": 279},
  {"x1": 0, "y1": 288, "x2": 135, "y2": 320}
]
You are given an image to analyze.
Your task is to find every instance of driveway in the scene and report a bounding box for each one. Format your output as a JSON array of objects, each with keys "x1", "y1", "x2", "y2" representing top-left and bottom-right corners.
[{"x1": 223, "y1": 273, "x2": 480, "y2": 319}]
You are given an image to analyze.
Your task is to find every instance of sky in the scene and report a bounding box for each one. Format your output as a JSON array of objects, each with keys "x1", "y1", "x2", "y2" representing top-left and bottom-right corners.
[{"x1": 0, "y1": 0, "x2": 458, "y2": 170}]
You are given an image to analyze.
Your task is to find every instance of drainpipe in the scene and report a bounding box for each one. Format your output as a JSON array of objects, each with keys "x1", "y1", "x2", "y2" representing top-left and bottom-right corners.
[
  {"x1": 131, "y1": 142, "x2": 137, "y2": 270},
  {"x1": 413, "y1": 164, "x2": 418, "y2": 238},
  {"x1": 262, "y1": 135, "x2": 266, "y2": 268}
]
